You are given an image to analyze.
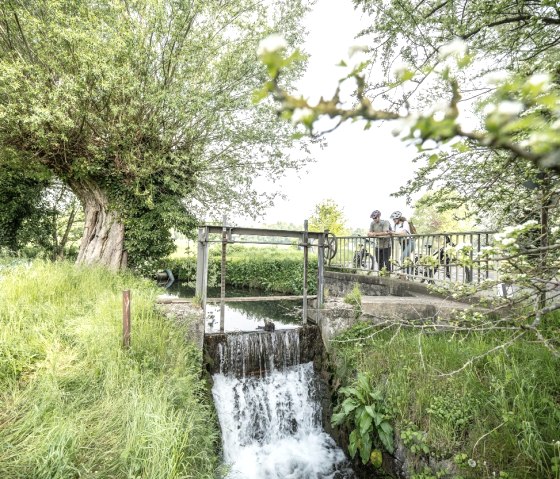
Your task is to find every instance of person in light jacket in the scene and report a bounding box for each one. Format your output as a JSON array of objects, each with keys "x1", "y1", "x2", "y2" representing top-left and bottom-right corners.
[{"x1": 390, "y1": 211, "x2": 415, "y2": 276}]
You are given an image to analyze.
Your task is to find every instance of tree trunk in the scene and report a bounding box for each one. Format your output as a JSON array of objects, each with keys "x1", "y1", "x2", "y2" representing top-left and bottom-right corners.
[
  {"x1": 56, "y1": 202, "x2": 77, "y2": 261},
  {"x1": 74, "y1": 184, "x2": 127, "y2": 270}
]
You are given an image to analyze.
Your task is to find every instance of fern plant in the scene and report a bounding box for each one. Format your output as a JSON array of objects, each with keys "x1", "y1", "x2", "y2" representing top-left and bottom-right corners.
[{"x1": 331, "y1": 372, "x2": 394, "y2": 465}]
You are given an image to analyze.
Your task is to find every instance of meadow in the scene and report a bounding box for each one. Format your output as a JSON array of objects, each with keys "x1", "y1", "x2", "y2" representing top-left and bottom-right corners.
[{"x1": 0, "y1": 261, "x2": 219, "y2": 479}]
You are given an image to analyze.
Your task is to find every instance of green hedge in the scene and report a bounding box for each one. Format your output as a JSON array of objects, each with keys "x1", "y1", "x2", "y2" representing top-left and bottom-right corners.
[{"x1": 159, "y1": 246, "x2": 318, "y2": 295}]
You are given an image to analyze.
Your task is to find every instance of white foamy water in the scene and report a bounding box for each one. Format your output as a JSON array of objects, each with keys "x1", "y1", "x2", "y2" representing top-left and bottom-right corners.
[{"x1": 212, "y1": 361, "x2": 355, "y2": 479}]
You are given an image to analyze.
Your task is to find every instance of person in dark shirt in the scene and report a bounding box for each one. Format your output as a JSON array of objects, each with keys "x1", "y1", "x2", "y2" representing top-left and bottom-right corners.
[{"x1": 367, "y1": 210, "x2": 392, "y2": 272}]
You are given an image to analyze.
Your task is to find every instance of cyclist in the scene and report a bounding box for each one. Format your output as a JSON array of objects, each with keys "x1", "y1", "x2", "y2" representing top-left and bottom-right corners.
[
  {"x1": 367, "y1": 210, "x2": 392, "y2": 272},
  {"x1": 390, "y1": 211, "x2": 415, "y2": 276}
]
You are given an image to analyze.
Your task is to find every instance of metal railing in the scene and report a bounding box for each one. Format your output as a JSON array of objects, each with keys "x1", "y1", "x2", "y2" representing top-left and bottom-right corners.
[{"x1": 328, "y1": 231, "x2": 497, "y2": 285}]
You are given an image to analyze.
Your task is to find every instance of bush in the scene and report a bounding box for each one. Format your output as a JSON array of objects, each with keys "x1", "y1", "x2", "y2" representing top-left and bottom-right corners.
[{"x1": 159, "y1": 246, "x2": 318, "y2": 295}]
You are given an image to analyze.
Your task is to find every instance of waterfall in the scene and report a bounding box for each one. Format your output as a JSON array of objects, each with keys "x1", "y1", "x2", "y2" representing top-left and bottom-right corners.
[
  {"x1": 211, "y1": 330, "x2": 355, "y2": 479},
  {"x1": 216, "y1": 329, "x2": 301, "y2": 377}
]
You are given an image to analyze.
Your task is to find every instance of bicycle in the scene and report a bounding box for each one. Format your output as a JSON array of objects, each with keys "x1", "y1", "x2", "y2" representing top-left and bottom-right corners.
[
  {"x1": 412, "y1": 235, "x2": 472, "y2": 283},
  {"x1": 353, "y1": 238, "x2": 376, "y2": 270}
]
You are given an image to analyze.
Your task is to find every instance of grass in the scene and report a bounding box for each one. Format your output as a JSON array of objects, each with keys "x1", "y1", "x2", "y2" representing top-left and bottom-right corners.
[
  {"x1": 331, "y1": 322, "x2": 560, "y2": 479},
  {"x1": 0, "y1": 260, "x2": 219, "y2": 479}
]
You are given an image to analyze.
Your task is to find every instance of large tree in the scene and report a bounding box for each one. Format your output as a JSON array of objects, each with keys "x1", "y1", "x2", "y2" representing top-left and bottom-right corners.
[
  {"x1": 0, "y1": 152, "x2": 50, "y2": 252},
  {"x1": 351, "y1": 0, "x2": 560, "y2": 228},
  {"x1": 0, "y1": 0, "x2": 310, "y2": 269},
  {"x1": 308, "y1": 198, "x2": 349, "y2": 236}
]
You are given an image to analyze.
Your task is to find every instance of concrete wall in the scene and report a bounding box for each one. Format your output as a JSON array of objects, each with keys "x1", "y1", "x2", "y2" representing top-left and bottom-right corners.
[
  {"x1": 324, "y1": 271, "x2": 415, "y2": 297},
  {"x1": 203, "y1": 325, "x2": 324, "y2": 376}
]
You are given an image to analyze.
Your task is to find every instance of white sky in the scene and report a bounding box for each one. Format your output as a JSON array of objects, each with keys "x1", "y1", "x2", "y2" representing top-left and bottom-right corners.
[{"x1": 252, "y1": 0, "x2": 419, "y2": 231}]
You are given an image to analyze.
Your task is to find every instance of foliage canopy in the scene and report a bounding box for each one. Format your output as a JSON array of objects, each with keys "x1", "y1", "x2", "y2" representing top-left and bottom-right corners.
[{"x1": 0, "y1": 0, "x2": 311, "y2": 268}]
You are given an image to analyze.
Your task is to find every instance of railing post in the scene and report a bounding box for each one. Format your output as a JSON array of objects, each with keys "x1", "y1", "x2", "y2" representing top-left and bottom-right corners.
[
  {"x1": 302, "y1": 220, "x2": 308, "y2": 324},
  {"x1": 122, "y1": 290, "x2": 131, "y2": 349},
  {"x1": 317, "y1": 230, "x2": 326, "y2": 320},
  {"x1": 196, "y1": 226, "x2": 209, "y2": 315},
  {"x1": 220, "y1": 216, "x2": 227, "y2": 332}
]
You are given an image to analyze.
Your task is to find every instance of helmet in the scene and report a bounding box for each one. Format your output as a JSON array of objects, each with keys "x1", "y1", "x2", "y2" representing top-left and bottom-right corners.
[
  {"x1": 390, "y1": 211, "x2": 402, "y2": 221},
  {"x1": 370, "y1": 209, "x2": 381, "y2": 219}
]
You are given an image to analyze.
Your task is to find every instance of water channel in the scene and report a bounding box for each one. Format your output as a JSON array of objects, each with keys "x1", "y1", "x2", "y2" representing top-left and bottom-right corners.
[
  {"x1": 169, "y1": 282, "x2": 356, "y2": 478},
  {"x1": 168, "y1": 283, "x2": 303, "y2": 333},
  {"x1": 211, "y1": 331, "x2": 355, "y2": 479}
]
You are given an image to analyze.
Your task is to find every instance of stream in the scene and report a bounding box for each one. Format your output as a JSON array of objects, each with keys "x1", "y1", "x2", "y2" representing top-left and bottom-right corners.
[{"x1": 210, "y1": 330, "x2": 355, "y2": 479}]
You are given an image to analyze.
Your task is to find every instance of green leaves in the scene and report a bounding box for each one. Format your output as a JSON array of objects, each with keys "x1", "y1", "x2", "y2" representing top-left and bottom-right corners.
[
  {"x1": 331, "y1": 372, "x2": 394, "y2": 465},
  {"x1": 308, "y1": 199, "x2": 349, "y2": 237},
  {"x1": 359, "y1": 410, "x2": 373, "y2": 434},
  {"x1": 1, "y1": 0, "x2": 312, "y2": 267}
]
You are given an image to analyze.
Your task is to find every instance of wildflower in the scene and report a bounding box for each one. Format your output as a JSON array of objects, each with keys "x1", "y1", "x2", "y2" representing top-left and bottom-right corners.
[
  {"x1": 526, "y1": 73, "x2": 551, "y2": 91},
  {"x1": 529, "y1": 131, "x2": 550, "y2": 147},
  {"x1": 484, "y1": 70, "x2": 509, "y2": 86},
  {"x1": 500, "y1": 237, "x2": 516, "y2": 246},
  {"x1": 438, "y1": 38, "x2": 467, "y2": 59},
  {"x1": 390, "y1": 60, "x2": 411, "y2": 80},
  {"x1": 422, "y1": 100, "x2": 450, "y2": 117},
  {"x1": 257, "y1": 34, "x2": 287, "y2": 57},
  {"x1": 468, "y1": 458, "x2": 477, "y2": 468},
  {"x1": 348, "y1": 43, "x2": 368, "y2": 58},
  {"x1": 483, "y1": 103, "x2": 496, "y2": 116},
  {"x1": 391, "y1": 114, "x2": 419, "y2": 136}
]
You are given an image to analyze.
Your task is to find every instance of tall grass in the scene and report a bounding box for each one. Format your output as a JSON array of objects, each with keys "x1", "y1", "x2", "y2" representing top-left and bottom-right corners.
[
  {"x1": 0, "y1": 261, "x2": 219, "y2": 479},
  {"x1": 332, "y1": 323, "x2": 560, "y2": 479}
]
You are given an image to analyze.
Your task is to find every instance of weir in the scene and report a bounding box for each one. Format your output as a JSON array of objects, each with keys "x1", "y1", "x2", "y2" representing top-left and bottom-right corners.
[
  {"x1": 204, "y1": 325, "x2": 322, "y2": 376},
  {"x1": 206, "y1": 327, "x2": 355, "y2": 479}
]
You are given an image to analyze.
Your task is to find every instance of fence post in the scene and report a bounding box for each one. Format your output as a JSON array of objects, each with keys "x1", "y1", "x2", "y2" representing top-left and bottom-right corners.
[
  {"x1": 318, "y1": 230, "x2": 326, "y2": 310},
  {"x1": 196, "y1": 226, "x2": 209, "y2": 315},
  {"x1": 122, "y1": 290, "x2": 131, "y2": 349}
]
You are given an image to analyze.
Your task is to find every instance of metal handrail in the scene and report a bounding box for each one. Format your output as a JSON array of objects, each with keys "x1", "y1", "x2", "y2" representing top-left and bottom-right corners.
[{"x1": 328, "y1": 231, "x2": 497, "y2": 285}]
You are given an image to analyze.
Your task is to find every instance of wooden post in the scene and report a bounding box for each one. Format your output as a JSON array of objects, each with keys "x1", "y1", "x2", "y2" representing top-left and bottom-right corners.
[
  {"x1": 220, "y1": 216, "x2": 227, "y2": 332},
  {"x1": 302, "y1": 220, "x2": 308, "y2": 324},
  {"x1": 122, "y1": 290, "x2": 131, "y2": 349}
]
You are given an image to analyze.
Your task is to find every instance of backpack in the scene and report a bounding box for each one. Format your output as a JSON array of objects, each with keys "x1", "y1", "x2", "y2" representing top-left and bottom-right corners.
[{"x1": 408, "y1": 221, "x2": 417, "y2": 235}]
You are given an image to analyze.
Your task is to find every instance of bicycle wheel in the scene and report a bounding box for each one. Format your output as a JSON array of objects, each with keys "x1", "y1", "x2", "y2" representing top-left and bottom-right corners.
[
  {"x1": 363, "y1": 254, "x2": 374, "y2": 270},
  {"x1": 323, "y1": 233, "x2": 337, "y2": 261}
]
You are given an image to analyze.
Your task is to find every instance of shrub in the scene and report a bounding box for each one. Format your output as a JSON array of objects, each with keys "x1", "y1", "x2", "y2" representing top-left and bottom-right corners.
[{"x1": 159, "y1": 246, "x2": 318, "y2": 295}]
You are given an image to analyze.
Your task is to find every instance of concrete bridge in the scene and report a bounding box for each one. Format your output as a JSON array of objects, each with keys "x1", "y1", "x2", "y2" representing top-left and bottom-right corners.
[
  {"x1": 155, "y1": 225, "x2": 503, "y2": 358},
  {"x1": 157, "y1": 261, "x2": 489, "y2": 357}
]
